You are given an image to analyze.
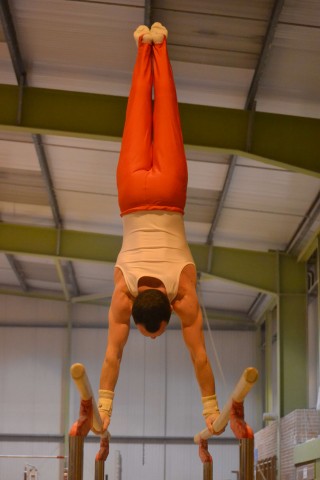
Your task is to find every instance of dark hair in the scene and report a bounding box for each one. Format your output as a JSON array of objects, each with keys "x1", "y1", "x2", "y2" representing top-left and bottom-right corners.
[{"x1": 132, "y1": 289, "x2": 171, "y2": 333}]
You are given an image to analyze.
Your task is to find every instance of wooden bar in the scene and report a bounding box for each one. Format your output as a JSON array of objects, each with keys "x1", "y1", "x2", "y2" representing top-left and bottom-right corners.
[
  {"x1": 194, "y1": 367, "x2": 258, "y2": 444},
  {"x1": 70, "y1": 363, "x2": 103, "y2": 434}
]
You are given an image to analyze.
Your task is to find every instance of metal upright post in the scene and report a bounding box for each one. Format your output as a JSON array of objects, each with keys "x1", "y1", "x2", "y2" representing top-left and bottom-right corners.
[
  {"x1": 68, "y1": 436, "x2": 84, "y2": 480},
  {"x1": 203, "y1": 460, "x2": 213, "y2": 480},
  {"x1": 239, "y1": 438, "x2": 254, "y2": 480},
  {"x1": 199, "y1": 439, "x2": 213, "y2": 480},
  {"x1": 94, "y1": 460, "x2": 104, "y2": 480}
]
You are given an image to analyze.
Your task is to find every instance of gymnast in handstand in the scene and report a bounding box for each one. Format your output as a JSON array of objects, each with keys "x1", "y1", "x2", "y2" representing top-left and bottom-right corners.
[{"x1": 98, "y1": 23, "x2": 223, "y2": 435}]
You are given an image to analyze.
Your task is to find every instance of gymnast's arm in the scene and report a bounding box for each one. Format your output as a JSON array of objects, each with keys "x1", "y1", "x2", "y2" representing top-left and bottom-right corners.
[
  {"x1": 99, "y1": 268, "x2": 131, "y2": 430},
  {"x1": 173, "y1": 266, "x2": 223, "y2": 433},
  {"x1": 173, "y1": 272, "x2": 215, "y2": 397}
]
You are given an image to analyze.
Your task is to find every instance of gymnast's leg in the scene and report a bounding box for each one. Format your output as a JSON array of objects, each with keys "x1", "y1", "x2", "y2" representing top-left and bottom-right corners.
[
  {"x1": 152, "y1": 28, "x2": 188, "y2": 214},
  {"x1": 117, "y1": 28, "x2": 153, "y2": 215}
]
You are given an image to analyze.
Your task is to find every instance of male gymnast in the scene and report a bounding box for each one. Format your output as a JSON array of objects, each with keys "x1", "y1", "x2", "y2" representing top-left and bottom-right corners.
[{"x1": 98, "y1": 23, "x2": 223, "y2": 436}]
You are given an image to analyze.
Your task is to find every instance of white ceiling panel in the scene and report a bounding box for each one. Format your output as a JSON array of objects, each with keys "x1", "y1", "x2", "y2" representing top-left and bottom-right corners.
[
  {"x1": 215, "y1": 208, "x2": 302, "y2": 252},
  {"x1": 226, "y1": 164, "x2": 320, "y2": 216},
  {"x1": 0, "y1": 201, "x2": 54, "y2": 226},
  {"x1": 72, "y1": 261, "x2": 114, "y2": 297},
  {"x1": 184, "y1": 221, "x2": 211, "y2": 244},
  {"x1": 256, "y1": 0, "x2": 320, "y2": 117},
  {"x1": 1, "y1": 0, "x2": 319, "y2": 325},
  {"x1": 46, "y1": 146, "x2": 118, "y2": 196},
  {"x1": 72, "y1": 0, "x2": 144, "y2": 5},
  {"x1": 199, "y1": 276, "x2": 258, "y2": 311},
  {"x1": 0, "y1": 43, "x2": 17, "y2": 84},
  {"x1": 57, "y1": 190, "x2": 121, "y2": 233},
  {"x1": 186, "y1": 148, "x2": 229, "y2": 165},
  {"x1": 187, "y1": 161, "x2": 228, "y2": 191},
  {"x1": 0, "y1": 140, "x2": 39, "y2": 171},
  {"x1": 0, "y1": 254, "x2": 20, "y2": 287},
  {"x1": 43, "y1": 135, "x2": 121, "y2": 152},
  {"x1": 26, "y1": 279, "x2": 63, "y2": 292},
  {"x1": 281, "y1": 0, "x2": 320, "y2": 26},
  {"x1": 236, "y1": 156, "x2": 285, "y2": 170},
  {"x1": 12, "y1": 0, "x2": 144, "y2": 91},
  {"x1": 173, "y1": 61, "x2": 253, "y2": 108},
  {"x1": 153, "y1": 0, "x2": 274, "y2": 19}
]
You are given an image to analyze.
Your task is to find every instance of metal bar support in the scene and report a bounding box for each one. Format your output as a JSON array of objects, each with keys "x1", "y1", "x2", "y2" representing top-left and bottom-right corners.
[
  {"x1": 203, "y1": 461, "x2": 213, "y2": 480},
  {"x1": 239, "y1": 438, "x2": 254, "y2": 480},
  {"x1": 94, "y1": 460, "x2": 104, "y2": 480},
  {"x1": 68, "y1": 436, "x2": 84, "y2": 480}
]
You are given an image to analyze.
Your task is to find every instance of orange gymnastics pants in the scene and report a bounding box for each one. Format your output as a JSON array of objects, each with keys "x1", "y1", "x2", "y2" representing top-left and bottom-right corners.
[{"x1": 117, "y1": 37, "x2": 188, "y2": 216}]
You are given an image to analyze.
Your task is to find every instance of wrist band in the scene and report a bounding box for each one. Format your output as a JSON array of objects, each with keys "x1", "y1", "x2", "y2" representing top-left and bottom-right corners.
[
  {"x1": 201, "y1": 394, "x2": 220, "y2": 419},
  {"x1": 98, "y1": 389, "x2": 114, "y2": 417}
]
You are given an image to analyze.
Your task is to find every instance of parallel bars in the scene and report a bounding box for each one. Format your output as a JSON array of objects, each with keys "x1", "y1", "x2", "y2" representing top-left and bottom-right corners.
[
  {"x1": 194, "y1": 367, "x2": 258, "y2": 480},
  {"x1": 69, "y1": 363, "x2": 109, "y2": 480}
]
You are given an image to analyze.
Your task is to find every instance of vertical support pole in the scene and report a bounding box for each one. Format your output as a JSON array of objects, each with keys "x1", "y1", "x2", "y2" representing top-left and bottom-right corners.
[
  {"x1": 199, "y1": 440, "x2": 213, "y2": 480},
  {"x1": 68, "y1": 436, "x2": 84, "y2": 480},
  {"x1": 203, "y1": 461, "x2": 213, "y2": 480},
  {"x1": 317, "y1": 237, "x2": 320, "y2": 401},
  {"x1": 239, "y1": 438, "x2": 254, "y2": 480},
  {"x1": 265, "y1": 309, "x2": 274, "y2": 414},
  {"x1": 94, "y1": 460, "x2": 104, "y2": 480},
  {"x1": 315, "y1": 458, "x2": 320, "y2": 480},
  {"x1": 277, "y1": 253, "x2": 308, "y2": 416},
  {"x1": 62, "y1": 303, "x2": 73, "y2": 478}
]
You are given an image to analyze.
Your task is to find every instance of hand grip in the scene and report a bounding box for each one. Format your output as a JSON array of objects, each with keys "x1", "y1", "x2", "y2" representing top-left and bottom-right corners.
[{"x1": 194, "y1": 367, "x2": 258, "y2": 444}]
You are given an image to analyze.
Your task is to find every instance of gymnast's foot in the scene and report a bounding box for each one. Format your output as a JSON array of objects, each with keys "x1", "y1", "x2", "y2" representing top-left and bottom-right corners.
[
  {"x1": 133, "y1": 25, "x2": 152, "y2": 46},
  {"x1": 151, "y1": 22, "x2": 168, "y2": 44}
]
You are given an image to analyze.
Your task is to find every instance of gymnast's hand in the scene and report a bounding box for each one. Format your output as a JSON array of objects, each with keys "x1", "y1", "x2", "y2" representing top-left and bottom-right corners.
[
  {"x1": 202, "y1": 394, "x2": 226, "y2": 435},
  {"x1": 98, "y1": 389, "x2": 114, "y2": 433},
  {"x1": 205, "y1": 412, "x2": 226, "y2": 435},
  {"x1": 98, "y1": 410, "x2": 111, "y2": 433}
]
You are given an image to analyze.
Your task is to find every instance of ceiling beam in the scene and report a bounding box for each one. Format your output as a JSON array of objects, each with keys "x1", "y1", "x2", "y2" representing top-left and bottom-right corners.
[
  {"x1": 0, "y1": 2, "x2": 79, "y2": 299},
  {"x1": 0, "y1": 84, "x2": 319, "y2": 177},
  {"x1": 245, "y1": 0, "x2": 285, "y2": 110},
  {"x1": 0, "y1": 223, "x2": 305, "y2": 294},
  {"x1": 5, "y1": 254, "x2": 28, "y2": 291},
  {"x1": 207, "y1": 0, "x2": 286, "y2": 245},
  {"x1": 0, "y1": 0, "x2": 26, "y2": 85}
]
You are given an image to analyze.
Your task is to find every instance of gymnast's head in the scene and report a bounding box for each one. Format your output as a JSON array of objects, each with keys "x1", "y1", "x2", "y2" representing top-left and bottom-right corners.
[{"x1": 132, "y1": 289, "x2": 172, "y2": 339}]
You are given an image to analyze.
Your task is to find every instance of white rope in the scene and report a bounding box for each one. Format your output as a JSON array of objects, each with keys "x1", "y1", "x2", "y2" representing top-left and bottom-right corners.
[{"x1": 197, "y1": 276, "x2": 227, "y2": 391}]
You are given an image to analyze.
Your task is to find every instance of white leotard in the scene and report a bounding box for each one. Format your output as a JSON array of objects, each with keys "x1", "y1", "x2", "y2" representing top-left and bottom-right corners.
[{"x1": 115, "y1": 211, "x2": 195, "y2": 302}]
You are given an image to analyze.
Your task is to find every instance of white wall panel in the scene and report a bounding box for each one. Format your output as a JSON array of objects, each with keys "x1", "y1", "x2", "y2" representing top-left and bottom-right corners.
[
  {"x1": 204, "y1": 330, "x2": 262, "y2": 434},
  {"x1": 0, "y1": 295, "x2": 69, "y2": 325},
  {"x1": 0, "y1": 321, "x2": 259, "y2": 479},
  {"x1": 109, "y1": 330, "x2": 166, "y2": 436},
  {"x1": 0, "y1": 441, "x2": 64, "y2": 480},
  {"x1": 166, "y1": 443, "x2": 239, "y2": 480},
  {"x1": 166, "y1": 330, "x2": 200, "y2": 436},
  {"x1": 143, "y1": 334, "x2": 167, "y2": 435},
  {"x1": 0, "y1": 327, "x2": 66, "y2": 434},
  {"x1": 71, "y1": 329, "x2": 167, "y2": 437},
  {"x1": 81, "y1": 442, "x2": 240, "y2": 480}
]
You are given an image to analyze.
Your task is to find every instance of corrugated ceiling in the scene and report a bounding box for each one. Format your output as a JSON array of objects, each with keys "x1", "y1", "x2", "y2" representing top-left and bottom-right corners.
[{"x1": 0, "y1": 0, "x2": 319, "y2": 328}]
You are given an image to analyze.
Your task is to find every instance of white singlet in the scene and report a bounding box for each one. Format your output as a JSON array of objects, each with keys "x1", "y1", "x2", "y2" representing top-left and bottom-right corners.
[{"x1": 115, "y1": 211, "x2": 195, "y2": 302}]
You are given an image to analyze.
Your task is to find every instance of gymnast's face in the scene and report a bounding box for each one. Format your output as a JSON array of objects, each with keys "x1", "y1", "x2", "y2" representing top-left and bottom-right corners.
[{"x1": 136, "y1": 320, "x2": 168, "y2": 339}]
